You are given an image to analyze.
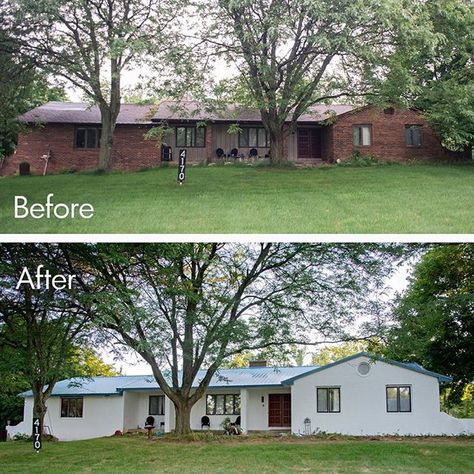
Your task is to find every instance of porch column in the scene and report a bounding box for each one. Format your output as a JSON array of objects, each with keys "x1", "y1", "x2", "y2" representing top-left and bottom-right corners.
[
  {"x1": 164, "y1": 396, "x2": 175, "y2": 433},
  {"x1": 240, "y1": 389, "x2": 249, "y2": 434}
]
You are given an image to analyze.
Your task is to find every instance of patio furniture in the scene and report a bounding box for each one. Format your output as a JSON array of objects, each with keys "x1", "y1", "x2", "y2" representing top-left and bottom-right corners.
[
  {"x1": 201, "y1": 416, "x2": 211, "y2": 430},
  {"x1": 249, "y1": 148, "x2": 258, "y2": 160},
  {"x1": 230, "y1": 148, "x2": 239, "y2": 160},
  {"x1": 145, "y1": 416, "x2": 155, "y2": 440},
  {"x1": 216, "y1": 148, "x2": 225, "y2": 160},
  {"x1": 223, "y1": 417, "x2": 242, "y2": 436}
]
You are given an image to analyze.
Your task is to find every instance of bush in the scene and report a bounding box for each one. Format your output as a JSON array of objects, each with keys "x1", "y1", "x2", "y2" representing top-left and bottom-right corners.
[
  {"x1": 13, "y1": 433, "x2": 31, "y2": 441},
  {"x1": 338, "y1": 151, "x2": 380, "y2": 167}
]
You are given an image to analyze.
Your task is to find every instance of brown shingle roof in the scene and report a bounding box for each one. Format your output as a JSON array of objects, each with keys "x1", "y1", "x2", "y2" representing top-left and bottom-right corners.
[
  {"x1": 18, "y1": 100, "x2": 355, "y2": 125},
  {"x1": 151, "y1": 100, "x2": 354, "y2": 123},
  {"x1": 18, "y1": 102, "x2": 155, "y2": 125}
]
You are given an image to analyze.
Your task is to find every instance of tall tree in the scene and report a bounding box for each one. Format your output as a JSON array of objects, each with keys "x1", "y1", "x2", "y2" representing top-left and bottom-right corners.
[
  {"x1": 10, "y1": 0, "x2": 187, "y2": 171},
  {"x1": 0, "y1": 345, "x2": 118, "y2": 432},
  {"x1": 199, "y1": 0, "x2": 415, "y2": 163},
  {"x1": 380, "y1": 0, "x2": 474, "y2": 152},
  {"x1": 385, "y1": 244, "x2": 474, "y2": 404},
  {"x1": 75, "y1": 243, "x2": 405, "y2": 435},
  {"x1": 0, "y1": 244, "x2": 93, "y2": 434},
  {"x1": 0, "y1": 1, "x2": 65, "y2": 162}
]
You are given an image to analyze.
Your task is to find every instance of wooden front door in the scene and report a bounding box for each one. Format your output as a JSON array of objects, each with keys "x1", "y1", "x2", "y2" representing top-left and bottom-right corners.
[
  {"x1": 268, "y1": 394, "x2": 291, "y2": 427},
  {"x1": 298, "y1": 128, "x2": 322, "y2": 159}
]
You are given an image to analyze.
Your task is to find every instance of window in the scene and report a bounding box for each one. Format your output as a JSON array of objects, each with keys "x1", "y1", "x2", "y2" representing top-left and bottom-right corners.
[
  {"x1": 357, "y1": 362, "x2": 371, "y2": 376},
  {"x1": 75, "y1": 127, "x2": 100, "y2": 149},
  {"x1": 386, "y1": 386, "x2": 411, "y2": 413},
  {"x1": 317, "y1": 387, "x2": 340, "y2": 413},
  {"x1": 384, "y1": 107, "x2": 395, "y2": 115},
  {"x1": 405, "y1": 125, "x2": 422, "y2": 147},
  {"x1": 206, "y1": 394, "x2": 241, "y2": 415},
  {"x1": 149, "y1": 395, "x2": 165, "y2": 415},
  {"x1": 60, "y1": 397, "x2": 83, "y2": 418},
  {"x1": 239, "y1": 127, "x2": 269, "y2": 148},
  {"x1": 353, "y1": 125, "x2": 371, "y2": 146},
  {"x1": 176, "y1": 126, "x2": 206, "y2": 147}
]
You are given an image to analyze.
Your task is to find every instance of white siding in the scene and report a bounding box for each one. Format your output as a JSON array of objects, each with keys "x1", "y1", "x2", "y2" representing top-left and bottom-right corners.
[
  {"x1": 44, "y1": 395, "x2": 124, "y2": 441},
  {"x1": 291, "y1": 355, "x2": 472, "y2": 436}
]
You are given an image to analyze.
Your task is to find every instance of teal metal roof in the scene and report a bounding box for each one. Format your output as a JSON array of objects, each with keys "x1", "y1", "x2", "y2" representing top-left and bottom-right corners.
[
  {"x1": 20, "y1": 366, "x2": 317, "y2": 397},
  {"x1": 282, "y1": 352, "x2": 453, "y2": 385},
  {"x1": 20, "y1": 353, "x2": 452, "y2": 397}
]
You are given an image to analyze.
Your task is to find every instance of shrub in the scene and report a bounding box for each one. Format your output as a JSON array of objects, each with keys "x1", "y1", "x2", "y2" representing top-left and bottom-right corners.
[{"x1": 338, "y1": 151, "x2": 380, "y2": 167}]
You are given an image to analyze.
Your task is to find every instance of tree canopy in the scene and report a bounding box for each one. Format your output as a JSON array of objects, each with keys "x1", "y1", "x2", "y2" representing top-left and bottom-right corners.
[
  {"x1": 0, "y1": 244, "x2": 94, "y2": 433},
  {"x1": 385, "y1": 244, "x2": 474, "y2": 404},
  {"x1": 69, "y1": 242, "x2": 407, "y2": 434},
  {"x1": 0, "y1": 1, "x2": 66, "y2": 161},
  {"x1": 380, "y1": 0, "x2": 474, "y2": 151},
  {"x1": 197, "y1": 0, "x2": 419, "y2": 162},
  {"x1": 9, "y1": 0, "x2": 189, "y2": 170}
]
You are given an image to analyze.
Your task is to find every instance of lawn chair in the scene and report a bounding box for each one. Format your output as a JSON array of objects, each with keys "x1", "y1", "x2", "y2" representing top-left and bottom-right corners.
[
  {"x1": 216, "y1": 148, "x2": 225, "y2": 161},
  {"x1": 145, "y1": 416, "x2": 155, "y2": 440},
  {"x1": 230, "y1": 148, "x2": 239, "y2": 160},
  {"x1": 201, "y1": 416, "x2": 211, "y2": 430},
  {"x1": 249, "y1": 148, "x2": 258, "y2": 162}
]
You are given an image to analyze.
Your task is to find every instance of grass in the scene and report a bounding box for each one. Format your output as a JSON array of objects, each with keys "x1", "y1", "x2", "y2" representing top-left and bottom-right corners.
[
  {"x1": 1, "y1": 163, "x2": 473, "y2": 233},
  {"x1": 1, "y1": 435, "x2": 473, "y2": 473}
]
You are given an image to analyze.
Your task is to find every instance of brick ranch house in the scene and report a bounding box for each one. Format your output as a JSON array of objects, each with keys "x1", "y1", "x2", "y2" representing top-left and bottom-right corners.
[{"x1": 0, "y1": 100, "x2": 457, "y2": 176}]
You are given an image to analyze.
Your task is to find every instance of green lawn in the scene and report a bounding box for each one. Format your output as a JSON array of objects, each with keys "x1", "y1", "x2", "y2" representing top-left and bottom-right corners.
[
  {"x1": 1, "y1": 163, "x2": 473, "y2": 233},
  {"x1": 1, "y1": 436, "x2": 473, "y2": 473}
]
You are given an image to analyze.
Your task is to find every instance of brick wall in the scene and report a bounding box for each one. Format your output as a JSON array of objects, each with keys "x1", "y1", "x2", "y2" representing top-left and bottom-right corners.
[
  {"x1": 1, "y1": 123, "x2": 162, "y2": 176},
  {"x1": 1, "y1": 106, "x2": 461, "y2": 176},
  {"x1": 330, "y1": 106, "x2": 457, "y2": 162}
]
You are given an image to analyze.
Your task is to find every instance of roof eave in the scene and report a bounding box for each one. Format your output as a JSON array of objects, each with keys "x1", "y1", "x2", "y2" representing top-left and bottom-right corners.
[{"x1": 281, "y1": 352, "x2": 452, "y2": 385}]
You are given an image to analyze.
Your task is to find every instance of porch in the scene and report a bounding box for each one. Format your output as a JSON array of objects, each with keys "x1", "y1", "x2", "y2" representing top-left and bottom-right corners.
[
  {"x1": 160, "y1": 123, "x2": 330, "y2": 165},
  {"x1": 122, "y1": 387, "x2": 293, "y2": 434}
]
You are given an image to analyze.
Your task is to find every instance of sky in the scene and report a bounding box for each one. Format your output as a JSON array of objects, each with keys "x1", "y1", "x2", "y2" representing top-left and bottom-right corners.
[{"x1": 100, "y1": 259, "x2": 414, "y2": 376}]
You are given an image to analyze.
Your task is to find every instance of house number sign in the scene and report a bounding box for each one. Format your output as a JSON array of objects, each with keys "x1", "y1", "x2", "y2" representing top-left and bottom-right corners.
[
  {"x1": 178, "y1": 149, "x2": 187, "y2": 185},
  {"x1": 33, "y1": 418, "x2": 41, "y2": 453}
]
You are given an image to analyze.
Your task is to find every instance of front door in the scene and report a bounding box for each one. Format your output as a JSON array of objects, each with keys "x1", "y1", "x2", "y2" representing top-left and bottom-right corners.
[
  {"x1": 268, "y1": 394, "x2": 291, "y2": 427},
  {"x1": 298, "y1": 128, "x2": 322, "y2": 159}
]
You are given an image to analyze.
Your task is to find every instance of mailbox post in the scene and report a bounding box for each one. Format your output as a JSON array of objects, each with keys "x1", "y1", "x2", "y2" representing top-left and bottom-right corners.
[
  {"x1": 33, "y1": 418, "x2": 41, "y2": 454},
  {"x1": 178, "y1": 149, "x2": 186, "y2": 185}
]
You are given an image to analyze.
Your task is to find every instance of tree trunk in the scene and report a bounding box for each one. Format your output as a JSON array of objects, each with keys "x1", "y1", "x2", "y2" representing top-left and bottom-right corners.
[
  {"x1": 32, "y1": 393, "x2": 47, "y2": 436},
  {"x1": 173, "y1": 400, "x2": 194, "y2": 436},
  {"x1": 98, "y1": 108, "x2": 116, "y2": 172},
  {"x1": 268, "y1": 126, "x2": 288, "y2": 165}
]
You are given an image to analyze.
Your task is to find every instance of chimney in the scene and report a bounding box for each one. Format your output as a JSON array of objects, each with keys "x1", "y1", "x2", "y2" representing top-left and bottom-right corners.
[{"x1": 249, "y1": 359, "x2": 267, "y2": 368}]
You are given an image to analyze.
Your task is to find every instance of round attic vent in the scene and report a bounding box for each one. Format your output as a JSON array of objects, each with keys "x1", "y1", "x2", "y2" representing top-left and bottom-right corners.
[{"x1": 357, "y1": 362, "x2": 371, "y2": 376}]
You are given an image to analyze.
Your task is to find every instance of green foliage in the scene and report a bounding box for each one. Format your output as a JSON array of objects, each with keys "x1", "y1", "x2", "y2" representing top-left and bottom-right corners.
[
  {"x1": 385, "y1": 244, "x2": 474, "y2": 404},
  {"x1": 9, "y1": 0, "x2": 190, "y2": 170},
  {"x1": 67, "y1": 242, "x2": 406, "y2": 434},
  {"x1": 223, "y1": 344, "x2": 308, "y2": 368},
  {"x1": 0, "y1": 244, "x2": 94, "y2": 428},
  {"x1": 201, "y1": 0, "x2": 420, "y2": 162},
  {"x1": 66, "y1": 347, "x2": 120, "y2": 378},
  {"x1": 441, "y1": 385, "x2": 474, "y2": 419},
  {"x1": 338, "y1": 151, "x2": 381, "y2": 167},
  {"x1": 379, "y1": 0, "x2": 474, "y2": 151},
  {"x1": 0, "y1": 4, "x2": 66, "y2": 159},
  {"x1": 11, "y1": 433, "x2": 31, "y2": 441},
  {"x1": 0, "y1": 345, "x2": 118, "y2": 431},
  {"x1": 312, "y1": 339, "x2": 384, "y2": 366}
]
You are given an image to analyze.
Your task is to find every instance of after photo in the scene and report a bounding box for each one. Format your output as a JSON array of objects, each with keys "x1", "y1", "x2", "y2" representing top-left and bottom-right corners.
[{"x1": 1, "y1": 243, "x2": 473, "y2": 471}]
